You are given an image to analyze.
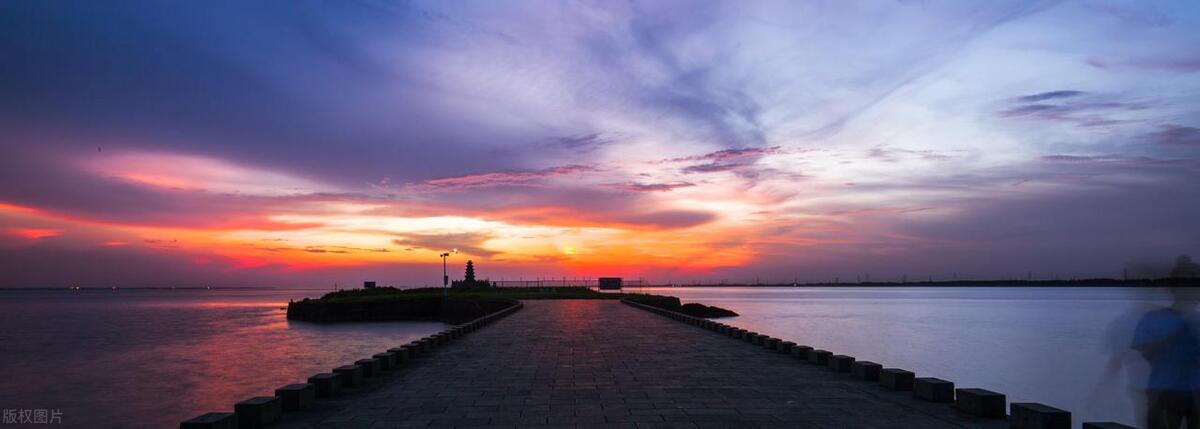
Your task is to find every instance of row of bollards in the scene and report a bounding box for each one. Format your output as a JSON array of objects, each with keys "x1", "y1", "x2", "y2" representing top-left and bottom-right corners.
[
  {"x1": 180, "y1": 301, "x2": 524, "y2": 429},
  {"x1": 621, "y1": 299, "x2": 1135, "y2": 429}
]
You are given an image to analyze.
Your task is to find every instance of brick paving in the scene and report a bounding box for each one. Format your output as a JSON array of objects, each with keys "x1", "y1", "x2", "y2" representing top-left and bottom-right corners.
[{"x1": 276, "y1": 300, "x2": 1007, "y2": 428}]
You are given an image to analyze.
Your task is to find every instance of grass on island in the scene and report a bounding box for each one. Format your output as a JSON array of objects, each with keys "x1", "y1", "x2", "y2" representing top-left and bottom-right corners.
[
  {"x1": 292, "y1": 286, "x2": 739, "y2": 320},
  {"x1": 310, "y1": 286, "x2": 622, "y2": 303}
]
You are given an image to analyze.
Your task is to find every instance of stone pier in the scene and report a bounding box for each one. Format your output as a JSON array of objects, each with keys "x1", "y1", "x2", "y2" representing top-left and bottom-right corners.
[{"x1": 269, "y1": 300, "x2": 1013, "y2": 428}]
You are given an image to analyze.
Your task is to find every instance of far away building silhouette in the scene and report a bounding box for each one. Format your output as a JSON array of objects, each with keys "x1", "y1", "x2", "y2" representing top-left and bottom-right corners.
[{"x1": 452, "y1": 260, "x2": 492, "y2": 289}]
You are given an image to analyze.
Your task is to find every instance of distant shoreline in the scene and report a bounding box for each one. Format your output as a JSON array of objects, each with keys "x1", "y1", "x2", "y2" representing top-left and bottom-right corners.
[
  {"x1": 652, "y1": 278, "x2": 1196, "y2": 287},
  {"x1": 1, "y1": 278, "x2": 1196, "y2": 290}
]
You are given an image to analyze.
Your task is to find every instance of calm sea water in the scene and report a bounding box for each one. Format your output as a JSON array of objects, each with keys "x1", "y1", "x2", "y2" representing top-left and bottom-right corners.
[
  {"x1": 0, "y1": 286, "x2": 1173, "y2": 428},
  {"x1": 0, "y1": 289, "x2": 445, "y2": 428},
  {"x1": 637, "y1": 286, "x2": 1173, "y2": 428}
]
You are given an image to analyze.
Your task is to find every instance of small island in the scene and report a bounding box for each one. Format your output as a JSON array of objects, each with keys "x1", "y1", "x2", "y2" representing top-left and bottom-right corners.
[{"x1": 287, "y1": 261, "x2": 737, "y2": 323}]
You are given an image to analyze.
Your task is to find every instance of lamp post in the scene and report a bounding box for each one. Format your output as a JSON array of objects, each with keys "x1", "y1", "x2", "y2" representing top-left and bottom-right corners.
[{"x1": 439, "y1": 249, "x2": 457, "y2": 297}]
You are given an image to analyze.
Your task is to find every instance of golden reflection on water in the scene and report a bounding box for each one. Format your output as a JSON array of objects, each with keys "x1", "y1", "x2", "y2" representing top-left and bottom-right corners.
[{"x1": 0, "y1": 289, "x2": 445, "y2": 427}]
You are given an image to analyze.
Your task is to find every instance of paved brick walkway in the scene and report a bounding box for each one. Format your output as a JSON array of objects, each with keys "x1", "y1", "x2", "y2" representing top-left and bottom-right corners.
[{"x1": 276, "y1": 300, "x2": 1007, "y2": 428}]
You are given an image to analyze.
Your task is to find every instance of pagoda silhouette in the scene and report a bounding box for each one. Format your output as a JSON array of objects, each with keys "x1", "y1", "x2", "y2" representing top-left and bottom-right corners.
[{"x1": 451, "y1": 260, "x2": 493, "y2": 289}]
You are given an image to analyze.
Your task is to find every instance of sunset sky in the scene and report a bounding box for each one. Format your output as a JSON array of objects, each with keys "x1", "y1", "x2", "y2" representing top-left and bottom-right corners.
[{"x1": 1, "y1": 1, "x2": 1198, "y2": 287}]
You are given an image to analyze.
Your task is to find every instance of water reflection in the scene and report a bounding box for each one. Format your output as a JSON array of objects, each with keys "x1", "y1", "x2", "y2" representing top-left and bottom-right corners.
[
  {"x1": 643, "y1": 286, "x2": 1174, "y2": 427},
  {"x1": 0, "y1": 289, "x2": 445, "y2": 428}
]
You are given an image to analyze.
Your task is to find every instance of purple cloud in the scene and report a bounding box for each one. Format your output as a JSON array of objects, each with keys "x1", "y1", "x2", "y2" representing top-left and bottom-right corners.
[
  {"x1": 1041, "y1": 154, "x2": 1187, "y2": 166},
  {"x1": 1017, "y1": 90, "x2": 1085, "y2": 103},
  {"x1": 613, "y1": 210, "x2": 715, "y2": 229},
  {"x1": 413, "y1": 165, "x2": 597, "y2": 190},
  {"x1": 997, "y1": 91, "x2": 1143, "y2": 128},
  {"x1": 606, "y1": 182, "x2": 696, "y2": 192},
  {"x1": 681, "y1": 162, "x2": 746, "y2": 174},
  {"x1": 1088, "y1": 56, "x2": 1200, "y2": 73},
  {"x1": 1152, "y1": 124, "x2": 1200, "y2": 146},
  {"x1": 391, "y1": 232, "x2": 498, "y2": 257},
  {"x1": 664, "y1": 146, "x2": 781, "y2": 163}
]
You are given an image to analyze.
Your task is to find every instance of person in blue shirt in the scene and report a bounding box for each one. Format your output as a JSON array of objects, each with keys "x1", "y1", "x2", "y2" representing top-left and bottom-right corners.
[{"x1": 1133, "y1": 287, "x2": 1199, "y2": 429}]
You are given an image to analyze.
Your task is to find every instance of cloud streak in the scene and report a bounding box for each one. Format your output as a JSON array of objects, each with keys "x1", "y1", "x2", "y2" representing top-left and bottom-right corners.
[{"x1": 0, "y1": 1, "x2": 1198, "y2": 286}]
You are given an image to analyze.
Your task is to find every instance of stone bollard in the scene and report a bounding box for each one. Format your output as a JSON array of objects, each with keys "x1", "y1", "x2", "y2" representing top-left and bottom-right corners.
[
  {"x1": 180, "y1": 412, "x2": 237, "y2": 429},
  {"x1": 792, "y1": 345, "x2": 812, "y2": 360},
  {"x1": 373, "y1": 352, "x2": 397, "y2": 370},
  {"x1": 956, "y1": 388, "x2": 1005, "y2": 418},
  {"x1": 765, "y1": 338, "x2": 781, "y2": 350},
  {"x1": 1081, "y1": 423, "x2": 1136, "y2": 429},
  {"x1": 850, "y1": 361, "x2": 881, "y2": 381},
  {"x1": 913, "y1": 377, "x2": 954, "y2": 402},
  {"x1": 779, "y1": 341, "x2": 796, "y2": 354},
  {"x1": 879, "y1": 368, "x2": 915, "y2": 391},
  {"x1": 333, "y1": 365, "x2": 363, "y2": 387},
  {"x1": 356, "y1": 358, "x2": 382, "y2": 377},
  {"x1": 808, "y1": 349, "x2": 831, "y2": 365},
  {"x1": 274, "y1": 384, "x2": 316, "y2": 411},
  {"x1": 828, "y1": 355, "x2": 855, "y2": 372},
  {"x1": 388, "y1": 347, "x2": 410, "y2": 364},
  {"x1": 1010, "y1": 403, "x2": 1071, "y2": 429},
  {"x1": 307, "y1": 373, "x2": 342, "y2": 398},
  {"x1": 234, "y1": 396, "x2": 281, "y2": 429}
]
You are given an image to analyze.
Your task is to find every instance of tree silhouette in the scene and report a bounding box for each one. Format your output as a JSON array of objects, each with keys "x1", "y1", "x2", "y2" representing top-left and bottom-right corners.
[{"x1": 464, "y1": 260, "x2": 476, "y2": 282}]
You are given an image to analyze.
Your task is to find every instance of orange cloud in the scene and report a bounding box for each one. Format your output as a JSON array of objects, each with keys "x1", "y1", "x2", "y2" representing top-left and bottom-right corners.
[{"x1": 6, "y1": 228, "x2": 63, "y2": 240}]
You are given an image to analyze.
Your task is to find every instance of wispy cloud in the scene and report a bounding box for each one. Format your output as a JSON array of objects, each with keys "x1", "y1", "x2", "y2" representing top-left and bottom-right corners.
[
  {"x1": 1016, "y1": 90, "x2": 1085, "y2": 103},
  {"x1": 414, "y1": 165, "x2": 597, "y2": 190},
  {"x1": 606, "y1": 182, "x2": 696, "y2": 192},
  {"x1": 1041, "y1": 154, "x2": 1188, "y2": 166},
  {"x1": 1088, "y1": 56, "x2": 1200, "y2": 72},
  {"x1": 1, "y1": 1, "x2": 1199, "y2": 285},
  {"x1": 681, "y1": 163, "x2": 745, "y2": 174},
  {"x1": 391, "y1": 232, "x2": 498, "y2": 257},
  {"x1": 997, "y1": 91, "x2": 1142, "y2": 127},
  {"x1": 543, "y1": 133, "x2": 613, "y2": 152},
  {"x1": 1151, "y1": 124, "x2": 1200, "y2": 146},
  {"x1": 663, "y1": 146, "x2": 782, "y2": 163}
]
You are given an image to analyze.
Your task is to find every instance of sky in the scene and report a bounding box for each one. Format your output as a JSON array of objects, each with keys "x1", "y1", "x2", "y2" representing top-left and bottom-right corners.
[{"x1": 1, "y1": 0, "x2": 1199, "y2": 287}]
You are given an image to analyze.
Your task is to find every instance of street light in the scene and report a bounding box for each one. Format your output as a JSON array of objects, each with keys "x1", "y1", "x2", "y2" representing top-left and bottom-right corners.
[{"x1": 439, "y1": 249, "x2": 458, "y2": 297}]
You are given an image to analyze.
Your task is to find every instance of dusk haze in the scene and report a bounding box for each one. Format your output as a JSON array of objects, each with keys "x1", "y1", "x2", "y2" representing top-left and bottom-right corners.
[
  {"x1": 2, "y1": 1, "x2": 1198, "y2": 287},
  {"x1": 1, "y1": 1, "x2": 1199, "y2": 429}
]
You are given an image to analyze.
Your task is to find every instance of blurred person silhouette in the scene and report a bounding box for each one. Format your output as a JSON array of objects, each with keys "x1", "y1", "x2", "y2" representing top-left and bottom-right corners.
[
  {"x1": 1132, "y1": 287, "x2": 1200, "y2": 429},
  {"x1": 1093, "y1": 292, "x2": 1154, "y2": 425}
]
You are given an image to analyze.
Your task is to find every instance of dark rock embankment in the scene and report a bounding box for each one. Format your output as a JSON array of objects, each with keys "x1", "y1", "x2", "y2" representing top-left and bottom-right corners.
[{"x1": 624, "y1": 294, "x2": 738, "y2": 318}]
